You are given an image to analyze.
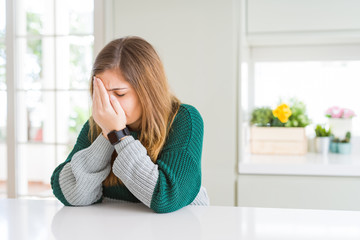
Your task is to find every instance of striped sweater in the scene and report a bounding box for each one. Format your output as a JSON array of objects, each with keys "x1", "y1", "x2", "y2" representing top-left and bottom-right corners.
[{"x1": 51, "y1": 104, "x2": 209, "y2": 213}]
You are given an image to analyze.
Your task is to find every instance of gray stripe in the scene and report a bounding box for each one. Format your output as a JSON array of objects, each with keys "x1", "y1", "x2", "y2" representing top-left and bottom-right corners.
[
  {"x1": 59, "y1": 134, "x2": 113, "y2": 205},
  {"x1": 112, "y1": 136, "x2": 159, "y2": 207}
]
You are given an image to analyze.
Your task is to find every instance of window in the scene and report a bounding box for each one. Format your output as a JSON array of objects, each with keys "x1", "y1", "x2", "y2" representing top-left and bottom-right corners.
[
  {"x1": 253, "y1": 61, "x2": 360, "y2": 136},
  {"x1": 4, "y1": 0, "x2": 94, "y2": 197},
  {"x1": 0, "y1": 0, "x2": 6, "y2": 197}
]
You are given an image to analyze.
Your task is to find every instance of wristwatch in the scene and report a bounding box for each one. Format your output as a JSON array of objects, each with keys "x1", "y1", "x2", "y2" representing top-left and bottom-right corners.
[{"x1": 107, "y1": 127, "x2": 131, "y2": 145}]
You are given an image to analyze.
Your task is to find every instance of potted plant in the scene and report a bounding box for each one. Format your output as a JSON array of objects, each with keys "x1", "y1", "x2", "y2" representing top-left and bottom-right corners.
[
  {"x1": 314, "y1": 124, "x2": 332, "y2": 154},
  {"x1": 325, "y1": 106, "x2": 356, "y2": 139},
  {"x1": 330, "y1": 137, "x2": 340, "y2": 153},
  {"x1": 250, "y1": 98, "x2": 311, "y2": 155},
  {"x1": 338, "y1": 132, "x2": 352, "y2": 154},
  {"x1": 250, "y1": 107, "x2": 273, "y2": 127}
]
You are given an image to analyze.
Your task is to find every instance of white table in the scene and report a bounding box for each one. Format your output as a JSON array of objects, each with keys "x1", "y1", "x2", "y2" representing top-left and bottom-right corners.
[{"x1": 1, "y1": 199, "x2": 360, "y2": 240}]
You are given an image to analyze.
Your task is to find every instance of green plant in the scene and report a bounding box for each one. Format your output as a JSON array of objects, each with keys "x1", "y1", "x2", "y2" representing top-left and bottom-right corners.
[
  {"x1": 284, "y1": 98, "x2": 311, "y2": 127},
  {"x1": 341, "y1": 132, "x2": 351, "y2": 143},
  {"x1": 251, "y1": 98, "x2": 311, "y2": 128},
  {"x1": 250, "y1": 107, "x2": 273, "y2": 126},
  {"x1": 315, "y1": 124, "x2": 332, "y2": 137}
]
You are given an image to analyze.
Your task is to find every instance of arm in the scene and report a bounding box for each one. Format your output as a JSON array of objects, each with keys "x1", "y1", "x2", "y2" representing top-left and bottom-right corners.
[
  {"x1": 51, "y1": 121, "x2": 114, "y2": 206},
  {"x1": 112, "y1": 105, "x2": 205, "y2": 213}
]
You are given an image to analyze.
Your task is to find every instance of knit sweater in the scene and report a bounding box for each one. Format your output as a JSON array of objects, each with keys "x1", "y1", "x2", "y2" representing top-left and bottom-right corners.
[{"x1": 51, "y1": 104, "x2": 209, "y2": 213}]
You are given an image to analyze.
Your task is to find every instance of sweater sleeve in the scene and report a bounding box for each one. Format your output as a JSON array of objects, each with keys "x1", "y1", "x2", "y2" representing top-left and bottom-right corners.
[
  {"x1": 50, "y1": 120, "x2": 114, "y2": 206},
  {"x1": 112, "y1": 105, "x2": 205, "y2": 213}
]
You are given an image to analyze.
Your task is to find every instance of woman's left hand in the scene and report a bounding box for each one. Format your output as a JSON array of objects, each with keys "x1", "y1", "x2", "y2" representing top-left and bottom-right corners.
[{"x1": 92, "y1": 77, "x2": 127, "y2": 139}]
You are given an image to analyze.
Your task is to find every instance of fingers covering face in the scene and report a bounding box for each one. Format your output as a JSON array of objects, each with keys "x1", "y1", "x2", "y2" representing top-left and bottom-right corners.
[{"x1": 95, "y1": 77, "x2": 111, "y2": 108}]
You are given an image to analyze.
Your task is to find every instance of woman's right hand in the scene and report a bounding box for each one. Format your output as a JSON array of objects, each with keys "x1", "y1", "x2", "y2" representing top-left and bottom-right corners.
[{"x1": 92, "y1": 77, "x2": 127, "y2": 139}]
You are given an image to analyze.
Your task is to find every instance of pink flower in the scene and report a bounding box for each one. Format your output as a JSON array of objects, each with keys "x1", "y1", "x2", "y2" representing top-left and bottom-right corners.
[
  {"x1": 325, "y1": 106, "x2": 356, "y2": 118},
  {"x1": 343, "y1": 108, "x2": 356, "y2": 118}
]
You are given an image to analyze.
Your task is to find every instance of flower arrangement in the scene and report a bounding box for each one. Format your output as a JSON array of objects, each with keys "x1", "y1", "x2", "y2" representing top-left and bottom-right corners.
[
  {"x1": 325, "y1": 106, "x2": 356, "y2": 119},
  {"x1": 250, "y1": 98, "x2": 311, "y2": 127}
]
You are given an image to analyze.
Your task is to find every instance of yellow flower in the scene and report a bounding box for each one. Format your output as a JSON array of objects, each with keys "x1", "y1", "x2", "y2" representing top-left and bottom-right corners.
[{"x1": 273, "y1": 103, "x2": 292, "y2": 123}]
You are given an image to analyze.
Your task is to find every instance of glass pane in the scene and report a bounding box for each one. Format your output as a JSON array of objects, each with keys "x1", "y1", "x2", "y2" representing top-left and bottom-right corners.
[
  {"x1": 17, "y1": 91, "x2": 55, "y2": 143},
  {"x1": 17, "y1": 37, "x2": 55, "y2": 90},
  {"x1": 18, "y1": 143, "x2": 55, "y2": 197},
  {"x1": 254, "y1": 61, "x2": 360, "y2": 136},
  {"x1": 56, "y1": 0, "x2": 94, "y2": 35},
  {"x1": 56, "y1": 91, "x2": 90, "y2": 145},
  {"x1": 0, "y1": 91, "x2": 6, "y2": 141},
  {"x1": 0, "y1": 0, "x2": 5, "y2": 38},
  {"x1": 56, "y1": 36, "x2": 93, "y2": 90},
  {"x1": 0, "y1": 91, "x2": 6, "y2": 198},
  {"x1": 16, "y1": 0, "x2": 54, "y2": 36},
  {"x1": 57, "y1": 145, "x2": 70, "y2": 166},
  {"x1": 0, "y1": 40, "x2": 5, "y2": 90}
]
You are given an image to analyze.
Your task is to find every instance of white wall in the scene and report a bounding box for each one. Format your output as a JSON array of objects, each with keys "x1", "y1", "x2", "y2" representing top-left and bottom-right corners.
[
  {"x1": 100, "y1": 0, "x2": 240, "y2": 206},
  {"x1": 246, "y1": 0, "x2": 360, "y2": 46},
  {"x1": 238, "y1": 174, "x2": 360, "y2": 211}
]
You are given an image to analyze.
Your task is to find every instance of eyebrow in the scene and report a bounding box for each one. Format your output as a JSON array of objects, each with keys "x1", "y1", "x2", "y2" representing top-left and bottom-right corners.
[{"x1": 109, "y1": 88, "x2": 127, "y2": 91}]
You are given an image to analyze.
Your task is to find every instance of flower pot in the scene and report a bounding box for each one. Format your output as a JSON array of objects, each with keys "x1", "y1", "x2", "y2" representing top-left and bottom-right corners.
[
  {"x1": 329, "y1": 141, "x2": 338, "y2": 153},
  {"x1": 315, "y1": 137, "x2": 330, "y2": 154},
  {"x1": 338, "y1": 143, "x2": 351, "y2": 154},
  {"x1": 250, "y1": 127, "x2": 307, "y2": 155},
  {"x1": 328, "y1": 118, "x2": 352, "y2": 139}
]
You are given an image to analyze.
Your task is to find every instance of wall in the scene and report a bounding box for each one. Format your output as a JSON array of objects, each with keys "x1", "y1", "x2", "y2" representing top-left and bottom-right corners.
[
  {"x1": 100, "y1": 0, "x2": 241, "y2": 206},
  {"x1": 238, "y1": 174, "x2": 360, "y2": 211}
]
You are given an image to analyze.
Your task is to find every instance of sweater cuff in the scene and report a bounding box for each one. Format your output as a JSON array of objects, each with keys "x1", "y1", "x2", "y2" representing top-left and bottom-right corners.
[
  {"x1": 71, "y1": 133, "x2": 113, "y2": 173},
  {"x1": 113, "y1": 136, "x2": 159, "y2": 208},
  {"x1": 113, "y1": 135, "x2": 135, "y2": 152}
]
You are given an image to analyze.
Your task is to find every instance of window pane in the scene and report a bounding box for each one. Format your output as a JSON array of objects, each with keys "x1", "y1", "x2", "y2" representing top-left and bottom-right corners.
[
  {"x1": 17, "y1": 37, "x2": 55, "y2": 89},
  {"x1": 0, "y1": 91, "x2": 6, "y2": 141},
  {"x1": 0, "y1": 91, "x2": 6, "y2": 198},
  {"x1": 254, "y1": 61, "x2": 360, "y2": 136},
  {"x1": 57, "y1": 145, "x2": 70, "y2": 166},
  {"x1": 17, "y1": 91, "x2": 55, "y2": 143},
  {"x1": 56, "y1": 36, "x2": 93, "y2": 90},
  {"x1": 56, "y1": 0, "x2": 94, "y2": 35},
  {"x1": 16, "y1": 0, "x2": 54, "y2": 36},
  {"x1": 0, "y1": 40, "x2": 5, "y2": 90},
  {"x1": 56, "y1": 91, "x2": 90, "y2": 145},
  {"x1": 56, "y1": 36, "x2": 94, "y2": 89},
  {"x1": 18, "y1": 143, "x2": 55, "y2": 197},
  {"x1": 0, "y1": 0, "x2": 5, "y2": 38}
]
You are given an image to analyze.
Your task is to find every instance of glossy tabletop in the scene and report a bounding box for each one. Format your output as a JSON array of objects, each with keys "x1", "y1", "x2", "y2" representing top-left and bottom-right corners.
[{"x1": 1, "y1": 199, "x2": 360, "y2": 240}]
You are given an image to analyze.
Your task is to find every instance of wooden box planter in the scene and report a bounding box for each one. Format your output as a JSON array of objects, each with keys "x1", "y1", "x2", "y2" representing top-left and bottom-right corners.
[{"x1": 250, "y1": 127, "x2": 307, "y2": 155}]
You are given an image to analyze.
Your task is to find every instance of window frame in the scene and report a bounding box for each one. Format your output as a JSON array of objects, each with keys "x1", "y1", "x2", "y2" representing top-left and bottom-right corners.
[{"x1": 5, "y1": 0, "x2": 100, "y2": 198}]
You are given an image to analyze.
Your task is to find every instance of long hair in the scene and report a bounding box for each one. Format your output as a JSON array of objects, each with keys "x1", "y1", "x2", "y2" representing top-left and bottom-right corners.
[{"x1": 88, "y1": 36, "x2": 181, "y2": 187}]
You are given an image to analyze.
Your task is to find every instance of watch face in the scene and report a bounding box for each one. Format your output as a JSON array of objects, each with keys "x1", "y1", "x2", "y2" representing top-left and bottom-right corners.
[
  {"x1": 108, "y1": 131, "x2": 120, "y2": 145},
  {"x1": 107, "y1": 128, "x2": 130, "y2": 145}
]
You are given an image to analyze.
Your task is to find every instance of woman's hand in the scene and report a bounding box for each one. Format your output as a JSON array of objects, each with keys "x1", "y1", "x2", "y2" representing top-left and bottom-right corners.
[{"x1": 92, "y1": 77, "x2": 127, "y2": 139}]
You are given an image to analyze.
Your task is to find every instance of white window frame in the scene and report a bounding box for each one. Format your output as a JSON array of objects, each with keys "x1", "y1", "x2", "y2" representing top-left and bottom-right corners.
[{"x1": 5, "y1": 0, "x2": 102, "y2": 198}]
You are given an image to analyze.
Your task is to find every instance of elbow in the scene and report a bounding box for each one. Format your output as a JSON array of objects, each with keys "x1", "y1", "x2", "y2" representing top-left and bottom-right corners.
[{"x1": 150, "y1": 199, "x2": 191, "y2": 214}]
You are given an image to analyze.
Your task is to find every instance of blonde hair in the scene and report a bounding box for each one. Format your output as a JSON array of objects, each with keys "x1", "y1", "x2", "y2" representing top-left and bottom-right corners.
[{"x1": 89, "y1": 36, "x2": 181, "y2": 186}]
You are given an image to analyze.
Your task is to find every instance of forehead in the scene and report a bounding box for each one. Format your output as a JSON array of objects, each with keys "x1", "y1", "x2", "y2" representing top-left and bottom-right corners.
[{"x1": 96, "y1": 69, "x2": 129, "y2": 89}]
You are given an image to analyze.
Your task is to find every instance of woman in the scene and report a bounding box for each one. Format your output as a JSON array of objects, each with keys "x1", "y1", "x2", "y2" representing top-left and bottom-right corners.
[{"x1": 51, "y1": 36, "x2": 209, "y2": 213}]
